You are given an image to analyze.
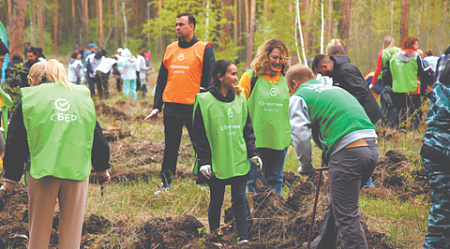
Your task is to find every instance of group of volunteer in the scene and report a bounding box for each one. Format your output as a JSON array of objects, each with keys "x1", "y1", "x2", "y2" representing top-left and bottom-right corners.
[{"x1": 0, "y1": 10, "x2": 448, "y2": 249}]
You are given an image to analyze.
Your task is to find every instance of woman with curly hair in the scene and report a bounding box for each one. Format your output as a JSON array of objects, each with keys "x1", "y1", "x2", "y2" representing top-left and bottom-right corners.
[{"x1": 238, "y1": 39, "x2": 291, "y2": 195}]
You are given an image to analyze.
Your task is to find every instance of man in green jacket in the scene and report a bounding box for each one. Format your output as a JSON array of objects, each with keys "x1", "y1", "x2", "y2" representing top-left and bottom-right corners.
[{"x1": 286, "y1": 64, "x2": 378, "y2": 249}]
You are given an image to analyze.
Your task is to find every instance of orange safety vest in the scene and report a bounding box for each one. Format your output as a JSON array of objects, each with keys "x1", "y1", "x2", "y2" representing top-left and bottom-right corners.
[{"x1": 162, "y1": 41, "x2": 210, "y2": 105}]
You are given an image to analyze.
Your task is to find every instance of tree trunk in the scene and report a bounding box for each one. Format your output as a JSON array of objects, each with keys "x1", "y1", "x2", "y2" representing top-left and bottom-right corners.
[
  {"x1": 9, "y1": 0, "x2": 27, "y2": 55},
  {"x1": 98, "y1": 0, "x2": 104, "y2": 48},
  {"x1": 53, "y1": 0, "x2": 59, "y2": 55},
  {"x1": 320, "y1": 0, "x2": 325, "y2": 53},
  {"x1": 38, "y1": 0, "x2": 45, "y2": 49},
  {"x1": 338, "y1": 0, "x2": 351, "y2": 48},
  {"x1": 327, "y1": 0, "x2": 333, "y2": 41},
  {"x1": 245, "y1": 0, "x2": 256, "y2": 68},
  {"x1": 158, "y1": 0, "x2": 163, "y2": 54},
  {"x1": 114, "y1": 0, "x2": 120, "y2": 49},
  {"x1": 234, "y1": 0, "x2": 238, "y2": 47},
  {"x1": 301, "y1": 0, "x2": 310, "y2": 55},
  {"x1": 84, "y1": 0, "x2": 89, "y2": 48},
  {"x1": 71, "y1": 0, "x2": 77, "y2": 47},
  {"x1": 7, "y1": 0, "x2": 12, "y2": 36},
  {"x1": 221, "y1": 0, "x2": 232, "y2": 51},
  {"x1": 295, "y1": 0, "x2": 307, "y2": 65},
  {"x1": 400, "y1": 0, "x2": 409, "y2": 43},
  {"x1": 121, "y1": 0, "x2": 128, "y2": 47}
]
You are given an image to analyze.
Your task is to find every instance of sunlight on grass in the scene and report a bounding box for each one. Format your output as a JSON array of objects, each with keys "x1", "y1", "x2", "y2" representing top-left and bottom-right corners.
[{"x1": 360, "y1": 195, "x2": 429, "y2": 248}]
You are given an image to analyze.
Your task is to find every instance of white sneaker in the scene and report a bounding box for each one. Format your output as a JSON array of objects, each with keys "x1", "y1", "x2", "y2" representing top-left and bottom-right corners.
[
  {"x1": 238, "y1": 239, "x2": 249, "y2": 244},
  {"x1": 154, "y1": 183, "x2": 170, "y2": 195}
]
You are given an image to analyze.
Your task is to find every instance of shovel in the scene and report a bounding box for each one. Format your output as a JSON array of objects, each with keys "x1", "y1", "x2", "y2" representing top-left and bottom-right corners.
[{"x1": 306, "y1": 166, "x2": 329, "y2": 249}]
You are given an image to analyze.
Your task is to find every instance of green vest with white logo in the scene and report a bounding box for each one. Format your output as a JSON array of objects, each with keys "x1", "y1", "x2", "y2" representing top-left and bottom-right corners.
[
  {"x1": 21, "y1": 83, "x2": 96, "y2": 180},
  {"x1": 247, "y1": 70, "x2": 291, "y2": 150},
  {"x1": 193, "y1": 92, "x2": 250, "y2": 180},
  {"x1": 294, "y1": 80, "x2": 374, "y2": 158},
  {"x1": 390, "y1": 52, "x2": 419, "y2": 93},
  {"x1": 378, "y1": 47, "x2": 400, "y2": 80}
]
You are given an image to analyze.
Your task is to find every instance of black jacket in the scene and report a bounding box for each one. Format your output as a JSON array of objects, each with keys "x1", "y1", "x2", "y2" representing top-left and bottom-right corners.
[
  {"x1": 330, "y1": 55, "x2": 382, "y2": 124},
  {"x1": 192, "y1": 88, "x2": 257, "y2": 183}
]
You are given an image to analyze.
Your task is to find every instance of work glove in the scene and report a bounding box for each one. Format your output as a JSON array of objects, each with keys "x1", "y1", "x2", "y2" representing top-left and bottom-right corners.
[
  {"x1": 298, "y1": 165, "x2": 316, "y2": 174},
  {"x1": 250, "y1": 156, "x2": 263, "y2": 171},
  {"x1": 199, "y1": 165, "x2": 212, "y2": 179},
  {"x1": 0, "y1": 179, "x2": 17, "y2": 194},
  {"x1": 96, "y1": 171, "x2": 111, "y2": 187}
]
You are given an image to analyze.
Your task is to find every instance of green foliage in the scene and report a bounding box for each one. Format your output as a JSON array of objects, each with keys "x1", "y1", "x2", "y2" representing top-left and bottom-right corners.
[{"x1": 254, "y1": 1, "x2": 297, "y2": 60}]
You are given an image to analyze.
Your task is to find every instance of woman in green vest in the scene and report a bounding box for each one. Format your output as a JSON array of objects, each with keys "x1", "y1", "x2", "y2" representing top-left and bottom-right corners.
[
  {"x1": 238, "y1": 39, "x2": 291, "y2": 195},
  {"x1": 192, "y1": 60, "x2": 261, "y2": 244},
  {"x1": 389, "y1": 37, "x2": 431, "y2": 129},
  {"x1": 1, "y1": 59, "x2": 111, "y2": 248}
]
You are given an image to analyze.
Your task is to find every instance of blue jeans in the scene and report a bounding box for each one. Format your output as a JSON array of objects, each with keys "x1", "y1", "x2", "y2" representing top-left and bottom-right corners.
[
  {"x1": 422, "y1": 157, "x2": 450, "y2": 249},
  {"x1": 123, "y1": 79, "x2": 137, "y2": 100},
  {"x1": 248, "y1": 148, "x2": 287, "y2": 195},
  {"x1": 208, "y1": 179, "x2": 248, "y2": 241}
]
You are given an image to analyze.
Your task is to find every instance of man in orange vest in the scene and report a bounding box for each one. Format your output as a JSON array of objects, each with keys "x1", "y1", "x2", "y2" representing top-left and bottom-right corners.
[{"x1": 145, "y1": 13, "x2": 215, "y2": 193}]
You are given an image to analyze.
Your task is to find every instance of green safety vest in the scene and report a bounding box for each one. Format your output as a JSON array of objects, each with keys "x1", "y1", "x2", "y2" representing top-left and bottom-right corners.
[
  {"x1": 294, "y1": 80, "x2": 374, "y2": 158},
  {"x1": 390, "y1": 52, "x2": 419, "y2": 93},
  {"x1": 378, "y1": 47, "x2": 401, "y2": 80},
  {"x1": 193, "y1": 92, "x2": 250, "y2": 180},
  {"x1": 246, "y1": 70, "x2": 291, "y2": 150},
  {"x1": 21, "y1": 83, "x2": 96, "y2": 180}
]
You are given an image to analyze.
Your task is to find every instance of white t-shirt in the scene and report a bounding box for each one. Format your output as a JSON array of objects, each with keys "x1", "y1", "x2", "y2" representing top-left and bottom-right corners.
[
  {"x1": 86, "y1": 54, "x2": 104, "y2": 78},
  {"x1": 95, "y1": 58, "x2": 117, "y2": 74}
]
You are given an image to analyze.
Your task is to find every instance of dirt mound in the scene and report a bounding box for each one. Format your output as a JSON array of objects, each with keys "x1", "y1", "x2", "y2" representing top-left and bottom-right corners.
[
  {"x1": 218, "y1": 176, "x2": 393, "y2": 249},
  {"x1": 0, "y1": 188, "x2": 29, "y2": 248},
  {"x1": 135, "y1": 215, "x2": 204, "y2": 248},
  {"x1": 95, "y1": 101, "x2": 129, "y2": 120},
  {"x1": 363, "y1": 150, "x2": 430, "y2": 201}
]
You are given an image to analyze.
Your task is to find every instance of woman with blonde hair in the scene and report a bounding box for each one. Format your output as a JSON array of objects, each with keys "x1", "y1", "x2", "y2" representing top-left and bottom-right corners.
[
  {"x1": 1, "y1": 59, "x2": 111, "y2": 248},
  {"x1": 238, "y1": 39, "x2": 291, "y2": 195}
]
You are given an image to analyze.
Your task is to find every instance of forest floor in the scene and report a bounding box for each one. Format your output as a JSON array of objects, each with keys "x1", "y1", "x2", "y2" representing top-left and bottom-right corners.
[{"x1": 0, "y1": 73, "x2": 430, "y2": 248}]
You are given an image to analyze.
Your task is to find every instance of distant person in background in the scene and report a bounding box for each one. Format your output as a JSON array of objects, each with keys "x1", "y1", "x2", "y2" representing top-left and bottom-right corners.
[
  {"x1": 86, "y1": 50, "x2": 104, "y2": 96},
  {"x1": 4, "y1": 52, "x2": 29, "y2": 114},
  {"x1": 423, "y1": 49, "x2": 439, "y2": 72},
  {"x1": 115, "y1": 48, "x2": 123, "y2": 92},
  {"x1": 23, "y1": 41, "x2": 31, "y2": 56},
  {"x1": 434, "y1": 45, "x2": 450, "y2": 86},
  {"x1": 238, "y1": 39, "x2": 291, "y2": 195},
  {"x1": 95, "y1": 55, "x2": 120, "y2": 99},
  {"x1": 0, "y1": 59, "x2": 111, "y2": 248},
  {"x1": 68, "y1": 51, "x2": 84, "y2": 84},
  {"x1": 36, "y1": 47, "x2": 46, "y2": 62},
  {"x1": 137, "y1": 48, "x2": 150, "y2": 98},
  {"x1": 328, "y1": 45, "x2": 346, "y2": 56},
  {"x1": 118, "y1": 48, "x2": 138, "y2": 100},
  {"x1": 420, "y1": 60, "x2": 450, "y2": 249},
  {"x1": 325, "y1": 39, "x2": 345, "y2": 55},
  {"x1": 145, "y1": 50, "x2": 152, "y2": 67},
  {"x1": 389, "y1": 37, "x2": 431, "y2": 129},
  {"x1": 24, "y1": 47, "x2": 39, "y2": 70},
  {"x1": 371, "y1": 36, "x2": 400, "y2": 127}
]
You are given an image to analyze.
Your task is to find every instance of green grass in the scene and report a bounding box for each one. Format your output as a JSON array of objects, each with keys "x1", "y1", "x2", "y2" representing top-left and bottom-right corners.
[
  {"x1": 360, "y1": 196, "x2": 429, "y2": 248},
  {"x1": 80, "y1": 72, "x2": 432, "y2": 248}
]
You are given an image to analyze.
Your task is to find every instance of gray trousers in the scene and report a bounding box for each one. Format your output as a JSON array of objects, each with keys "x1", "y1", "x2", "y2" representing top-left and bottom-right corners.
[{"x1": 311, "y1": 139, "x2": 378, "y2": 249}]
